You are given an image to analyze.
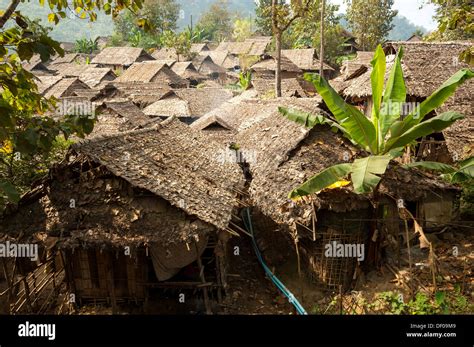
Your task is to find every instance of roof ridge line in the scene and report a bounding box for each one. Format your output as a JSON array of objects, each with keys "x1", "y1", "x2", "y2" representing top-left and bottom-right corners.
[{"x1": 73, "y1": 116, "x2": 176, "y2": 148}]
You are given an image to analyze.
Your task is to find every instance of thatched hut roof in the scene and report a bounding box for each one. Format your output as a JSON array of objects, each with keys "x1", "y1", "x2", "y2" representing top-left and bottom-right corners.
[
  {"x1": 237, "y1": 114, "x2": 459, "y2": 226},
  {"x1": 90, "y1": 101, "x2": 153, "y2": 137},
  {"x1": 143, "y1": 96, "x2": 191, "y2": 118},
  {"x1": 50, "y1": 53, "x2": 84, "y2": 65},
  {"x1": 54, "y1": 63, "x2": 98, "y2": 77},
  {"x1": 193, "y1": 55, "x2": 227, "y2": 76},
  {"x1": 341, "y1": 51, "x2": 373, "y2": 77},
  {"x1": 78, "y1": 67, "x2": 116, "y2": 87},
  {"x1": 75, "y1": 117, "x2": 244, "y2": 231},
  {"x1": 91, "y1": 47, "x2": 154, "y2": 67},
  {"x1": 144, "y1": 88, "x2": 233, "y2": 118},
  {"x1": 281, "y1": 48, "x2": 333, "y2": 71},
  {"x1": 116, "y1": 61, "x2": 188, "y2": 87},
  {"x1": 170, "y1": 62, "x2": 206, "y2": 82},
  {"x1": 252, "y1": 77, "x2": 307, "y2": 98},
  {"x1": 191, "y1": 94, "x2": 321, "y2": 144},
  {"x1": 37, "y1": 76, "x2": 90, "y2": 99},
  {"x1": 1, "y1": 118, "x2": 244, "y2": 247},
  {"x1": 174, "y1": 88, "x2": 234, "y2": 116},
  {"x1": 191, "y1": 43, "x2": 210, "y2": 53},
  {"x1": 36, "y1": 75, "x2": 63, "y2": 94},
  {"x1": 251, "y1": 54, "x2": 302, "y2": 73},
  {"x1": 152, "y1": 48, "x2": 179, "y2": 61},
  {"x1": 22, "y1": 55, "x2": 50, "y2": 73},
  {"x1": 245, "y1": 36, "x2": 272, "y2": 56},
  {"x1": 202, "y1": 51, "x2": 240, "y2": 70}
]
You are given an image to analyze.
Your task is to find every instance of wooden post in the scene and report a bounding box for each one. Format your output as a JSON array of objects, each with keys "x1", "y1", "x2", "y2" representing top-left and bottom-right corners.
[
  {"x1": 195, "y1": 241, "x2": 212, "y2": 314},
  {"x1": 404, "y1": 220, "x2": 412, "y2": 272},
  {"x1": 106, "y1": 253, "x2": 118, "y2": 314},
  {"x1": 320, "y1": 0, "x2": 326, "y2": 79},
  {"x1": 1, "y1": 259, "x2": 13, "y2": 307},
  {"x1": 22, "y1": 277, "x2": 34, "y2": 313}
]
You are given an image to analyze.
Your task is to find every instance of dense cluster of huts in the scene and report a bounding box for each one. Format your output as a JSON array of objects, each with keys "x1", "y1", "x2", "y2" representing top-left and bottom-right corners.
[{"x1": 0, "y1": 38, "x2": 472, "y2": 313}]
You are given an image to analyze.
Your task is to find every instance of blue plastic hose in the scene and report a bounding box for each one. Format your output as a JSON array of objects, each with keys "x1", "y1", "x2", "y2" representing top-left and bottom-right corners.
[{"x1": 241, "y1": 208, "x2": 308, "y2": 315}]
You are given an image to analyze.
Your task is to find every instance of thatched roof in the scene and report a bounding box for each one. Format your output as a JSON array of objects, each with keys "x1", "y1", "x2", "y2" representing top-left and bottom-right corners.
[
  {"x1": 193, "y1": 55, "x2": 227, "y2": 75},
  {"x1": 152, "y1": 48, "x2": 178, "y2": 61},
  {"x1": 75, "y1": 117, "x2": 244, "y2": 231},
  {"x1": 216, "y1": 41, "x2": 253, "y2": 56},
  {"x1": 22, "y1": 55, "x2": 50, "y2": 72},
  {"x1": 202, "y1": 51, "x2": 240, "y2": 70},
  {"x1": 191, "y1": 94, "x2": 321, "y2": 145},
  {"x1": 91, "y1": 47, "x2": 154, "y2": 66},
  {"x1": 110, "y1": 82, "x2": 172, "y2": 106},
  {"x1": 191, "y1": 43, "x2": 210, "y2": 53},
  {"x1": 36, "y1": 75, "x2": 62, "y2": 94},
  {"x1": 78, "y1": 67, "x2": 116, "y2": 87},
  {"x1": 252, "y1": 77, "x2": 307, "y2": 98},
  {"x1": 174, "y1": 88, "x2": 234, "y2": 116},
  {"x1": 251, "y1": 54, "x2": 302, "y2": 73},
  {"x1": 90, "y1": 101, "x2": 152, "y2": 137},
  {"x1": 341, "y1": 51, "x2": 374, "y2": 77},
  {"x1": 144, "y1": 88, "x2": 233, "y2": 118},
  {"x1": 50, "y1": 53, "x2": 82, "y2": 65},
  {"x1": 116, "y1": 61, "x2": 188, "y2": 87},
  {"x1": 53, "y1": 63, "x2": 97, "y2": 77},
  {"x1": 143, "y1": 96, "x2": 191, "y2": 118},
  {"x1": 237, "y1": 115, "x2": 458, "y2": 226},
  {"x1": 281, "y1": 48, "x2": 334, "y2": 71},
  {"x1": 37, "y1": 76, "x2": 90, "y2": 99},
  {"x1": 1, "y1": 118, "x2": 244, "y2": 246},
  {"x1": 170, "y1": 62, "x2": 206, "y2": 81},
  {"x1": 245, "y1": 36, "x2": 272, "y2": 56}
]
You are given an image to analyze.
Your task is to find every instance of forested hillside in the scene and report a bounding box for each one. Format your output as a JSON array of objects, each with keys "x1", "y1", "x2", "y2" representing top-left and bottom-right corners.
[{"x1": 1, "y1": 0, "x2": 426, "y2": 42}]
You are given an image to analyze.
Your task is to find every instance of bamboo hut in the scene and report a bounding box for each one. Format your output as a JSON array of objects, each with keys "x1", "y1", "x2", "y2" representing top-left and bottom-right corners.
[
  {"x1": 281, "y1": 48, "x2": 335, "y2": 78},
  {"x1": 170, "y1": 62, "x2": 207, "y2": 86},
  {"x1": 1, "y1": 117, "x2": 244, "y2": 312},
  {"x1": 91, "y1": 47, "x2": 154, "y2": 71},
  {"x1": 37, "y1": 76, "x2": 91, "y2": 99},
  {"x1": 143, "y1": 88, "x2": 234, "y2": 123},
  {"x1": 90, "y1": 101, "x2": 154, "y2": 137},
  {"x1": 116, "y1": 61, "x2": 188, "y2": 88},
  {"x1": 251, "y1": 54, "x2": 302, "y2": 80},
  {"x1": 234, "y1": 110, "x2": 459, "y2": 290},
  {"x1": 192, "y1": 55, "x2": 227, "y2": 82}
]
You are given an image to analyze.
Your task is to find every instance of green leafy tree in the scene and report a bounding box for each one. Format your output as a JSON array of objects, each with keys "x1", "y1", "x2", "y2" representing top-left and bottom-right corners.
[
  {"x1": 345, "y1": 0, "x2": 397, "y2": 51},
  {"x1": 255, "y1": 0, "x2": 272, "y2": 35},
  {"x1": 161, "y1": 29, "x2": 192, "y2": 61},
  {"x1": 112, "y1": 0, "x2": 179, "y2": 48},
  {"x1": 74, "y1": 37, "x2": 98, "y2": 54},
  {"x1": 287, "y1": 0, "x2": 346, "y2": 65},
  {"x1": 425, "y1": 0, "x2": 473, "y2": 65},
  {"x1": 279, "y1": 45, "x2": 473, "y2": 198},
  {"x1": 233, "y1": 17, "x2": 253, "y2": 42},
  {"x1": 268, "y1": 0, "x2": 315, "y2": 97},
  {"x1": 427, "y1": 0, "x2": 473, "y2": 40},
  {"x1": 0, "y1": 0, "x2": 145, "y2": 204},
  {"x1": 196, "y1": 0, "x2": 233, "y2": 42}
]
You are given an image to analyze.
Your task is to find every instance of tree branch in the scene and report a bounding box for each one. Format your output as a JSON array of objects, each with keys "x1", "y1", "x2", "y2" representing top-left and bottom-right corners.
[{"x1": 0, "y1": 0, "x2": 21, "y2": 29}]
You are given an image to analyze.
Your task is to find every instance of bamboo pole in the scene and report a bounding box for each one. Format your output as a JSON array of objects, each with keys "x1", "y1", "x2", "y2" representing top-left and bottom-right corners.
[
  {"x1": 404, "y1": 220, "x2": 412, "y2": 272},
  {"x1": 195, "y1": 241, "x2": 212, "y2": 314}
]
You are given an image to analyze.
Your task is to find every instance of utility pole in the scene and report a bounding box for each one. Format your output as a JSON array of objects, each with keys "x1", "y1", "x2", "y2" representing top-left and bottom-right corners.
[{"x1": 319, "y1": 0, "x2": 325, "y2": 79}]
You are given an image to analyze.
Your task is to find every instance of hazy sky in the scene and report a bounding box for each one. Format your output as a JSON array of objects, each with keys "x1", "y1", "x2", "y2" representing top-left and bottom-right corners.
[{"x1": 332, "y1": 0, "x2": 438, "y2": 31}]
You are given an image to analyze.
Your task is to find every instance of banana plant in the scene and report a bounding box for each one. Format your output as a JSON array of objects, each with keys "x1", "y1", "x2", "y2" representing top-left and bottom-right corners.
[{"x1": 279, "y1": 44, "x2": 473, "y2": 199}]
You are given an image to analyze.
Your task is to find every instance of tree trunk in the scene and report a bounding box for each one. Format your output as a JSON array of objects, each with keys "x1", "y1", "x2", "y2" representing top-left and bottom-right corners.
[
  {"x1": 275, "y1": 31, "x2": 282, "y2": 97},
  {"x1": 319, "y1": 0, "x2": 326, "y2": 79},
  {"x1": 0, "y1": 0, "x2": 21, "y2": 29}
]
